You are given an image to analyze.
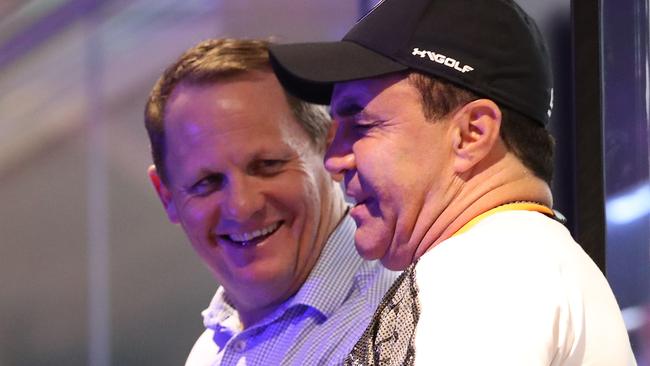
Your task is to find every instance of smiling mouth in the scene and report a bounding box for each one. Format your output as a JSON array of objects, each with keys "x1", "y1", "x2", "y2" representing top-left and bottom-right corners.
[
  {"x1": 350, "y1": 197, "x2": 382, "y2": 220},
  {"x1": 220, "y1": 221, "x2": 282, "y2": 247},
  {"x1": 353, "y1": 197, "x2": 373, "y2": 207}
]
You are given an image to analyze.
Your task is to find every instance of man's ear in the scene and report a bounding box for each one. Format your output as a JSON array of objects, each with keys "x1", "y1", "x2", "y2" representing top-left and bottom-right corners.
[
  {"x1": 147, "y1": 165, "x2": 179, "y2": 223},
  {"x1": 325, "y1": 119, "x2": 343, "y2": 182},
  {"x1": 326, "y1": 119, "x2": 338, "y2": 146},
  {"x1": 450, "y1": 99, "x2": 502, "y2": 173}
]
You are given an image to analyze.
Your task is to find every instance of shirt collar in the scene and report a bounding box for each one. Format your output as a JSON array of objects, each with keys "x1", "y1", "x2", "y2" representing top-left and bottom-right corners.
[{"x1": 202, "y1": 286, "x2": 242, "y2": 331}]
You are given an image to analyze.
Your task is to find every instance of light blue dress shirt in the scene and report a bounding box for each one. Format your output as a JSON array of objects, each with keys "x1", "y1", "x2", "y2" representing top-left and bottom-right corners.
[{"x1": 185, "y1": 214, "x2": 400, "y2": 366}]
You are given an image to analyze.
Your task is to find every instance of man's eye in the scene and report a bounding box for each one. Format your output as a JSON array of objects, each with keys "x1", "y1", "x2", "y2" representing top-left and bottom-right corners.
[
  {"x1": 352, "y1": 121, "x2": 376, "y2": 132},
  {"x1": 253, "y1": 159, "x2": 286, "y2": 175},
  {"x1": 189, "y1": 175, "x2": 225, "y2": 196}
]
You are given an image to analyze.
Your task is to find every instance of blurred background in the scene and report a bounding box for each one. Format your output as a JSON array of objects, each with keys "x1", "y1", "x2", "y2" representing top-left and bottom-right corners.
[{"x1": 0, "y1": 0, "x2": 647, "y2": 365}]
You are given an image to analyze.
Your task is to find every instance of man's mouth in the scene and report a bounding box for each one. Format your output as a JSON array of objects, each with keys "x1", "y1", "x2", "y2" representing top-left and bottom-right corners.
[
  {"x1": 350, "y1": 197, "x2": 381, "y2": 221},
  {"x1": 219, "y1": 221, "x2": 282, "y2": 247},
  {"x1": 352, "y1": 196, "x2": 373, "y2": 208}
]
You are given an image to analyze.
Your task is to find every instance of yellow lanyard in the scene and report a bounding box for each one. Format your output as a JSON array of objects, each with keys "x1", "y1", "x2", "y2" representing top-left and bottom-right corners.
[{"x1": 452, "y1": 202, "x2": 554, "y2": 237}]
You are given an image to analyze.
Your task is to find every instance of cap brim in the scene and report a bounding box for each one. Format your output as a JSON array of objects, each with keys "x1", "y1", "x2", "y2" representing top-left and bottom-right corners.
[{"x1": 269, "y1": 41, "x2": 407, "y2": 105}]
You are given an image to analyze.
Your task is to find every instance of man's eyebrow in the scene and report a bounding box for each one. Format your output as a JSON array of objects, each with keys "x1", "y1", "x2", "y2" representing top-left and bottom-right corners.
[{"x1": 331, "y1": 97, "x2": 366, "y2": 119}]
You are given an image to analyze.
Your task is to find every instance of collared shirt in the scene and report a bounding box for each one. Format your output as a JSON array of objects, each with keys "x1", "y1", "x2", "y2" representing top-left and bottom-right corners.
[{"x1": 185, "y1": 214, "x2": 400, "y2": 366}]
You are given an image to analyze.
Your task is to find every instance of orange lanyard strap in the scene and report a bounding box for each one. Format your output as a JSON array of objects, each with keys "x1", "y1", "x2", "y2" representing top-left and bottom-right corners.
[{"x1": 452, "y1": 202, "x2": 554, "y2": 237}]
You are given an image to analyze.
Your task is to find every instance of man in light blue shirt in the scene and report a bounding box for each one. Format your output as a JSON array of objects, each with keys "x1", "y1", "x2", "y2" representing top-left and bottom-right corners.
[{"x1": 144, "y1": 38, "x2": 398, "y2": 365}]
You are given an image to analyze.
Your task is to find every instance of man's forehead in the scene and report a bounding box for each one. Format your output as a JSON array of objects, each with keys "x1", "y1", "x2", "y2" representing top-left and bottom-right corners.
[
  {"x1": 331, "y1": 73, "x2": 409, "y2": 117},
  {"x1": 333, "y1": 73, "x2": 403, "y2": 97}
]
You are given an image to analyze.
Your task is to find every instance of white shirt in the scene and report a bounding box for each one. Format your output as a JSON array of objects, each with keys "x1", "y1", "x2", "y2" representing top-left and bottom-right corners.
[{"x1": 414, "y1": 210, "x2": 636, "y2": 365}]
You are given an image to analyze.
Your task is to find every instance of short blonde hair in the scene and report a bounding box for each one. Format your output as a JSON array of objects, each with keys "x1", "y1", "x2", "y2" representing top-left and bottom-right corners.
[{"x1": 144, "y1": 38, "x2": 331, "y2": 183}]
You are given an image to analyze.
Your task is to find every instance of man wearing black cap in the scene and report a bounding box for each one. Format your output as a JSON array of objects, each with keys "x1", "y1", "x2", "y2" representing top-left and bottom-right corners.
[{"x1": 269, "y1": 0, "x2": 636, "y2": 364}]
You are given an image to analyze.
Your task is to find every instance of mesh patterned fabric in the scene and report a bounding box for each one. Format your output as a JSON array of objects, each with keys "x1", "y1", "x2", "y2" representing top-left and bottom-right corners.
[{"x1": 344, "y1": 263, "x2": 420, "y2": 366}]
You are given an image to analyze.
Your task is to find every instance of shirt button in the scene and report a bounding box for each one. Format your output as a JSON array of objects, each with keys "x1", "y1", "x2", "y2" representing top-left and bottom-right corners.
[{"x1": 233, "y1": 340, "x2": 246, "y2": 352}]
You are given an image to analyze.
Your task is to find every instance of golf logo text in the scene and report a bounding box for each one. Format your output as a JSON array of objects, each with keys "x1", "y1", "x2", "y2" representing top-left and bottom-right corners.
[{"x1": 412, "y1": 47, "x2": 474, "y2": 73}]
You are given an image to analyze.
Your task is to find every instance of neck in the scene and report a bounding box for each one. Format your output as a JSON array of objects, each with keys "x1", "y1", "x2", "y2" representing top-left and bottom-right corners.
[{"x1": 412, "y1": 151, "x2": 552, "y2": 261}]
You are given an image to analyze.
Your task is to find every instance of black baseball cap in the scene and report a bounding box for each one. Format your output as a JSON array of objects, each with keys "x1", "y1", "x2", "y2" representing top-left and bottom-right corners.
[{"x1": 269, "y1": 0, "x2": 553, "y2": 125}]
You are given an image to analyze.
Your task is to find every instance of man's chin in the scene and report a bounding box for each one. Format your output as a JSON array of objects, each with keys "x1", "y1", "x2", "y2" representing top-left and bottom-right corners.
[
  {"x1": 353, "y1": 230, "x2": 387, "y2": 262},
  {"x1": 354, "y1": 227, "x2": 413, "y2": 270},
  {"x1": 380, "y1": 254, "x2": 412, "y2": 271}
]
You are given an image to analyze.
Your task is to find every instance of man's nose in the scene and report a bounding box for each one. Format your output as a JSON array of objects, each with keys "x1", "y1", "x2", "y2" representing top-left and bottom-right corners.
[
  {"x1": 324, "y1": 129, "x2": 356, "y2": 177},
  {"x1": 222, "y1": 176, "x2": 264, "y2": 221}
]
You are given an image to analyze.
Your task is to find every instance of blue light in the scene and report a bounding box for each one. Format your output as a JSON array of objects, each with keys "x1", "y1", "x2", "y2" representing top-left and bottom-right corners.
[{"x1": 606, "y1": 183, "x2": 650, "y2": 224}]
